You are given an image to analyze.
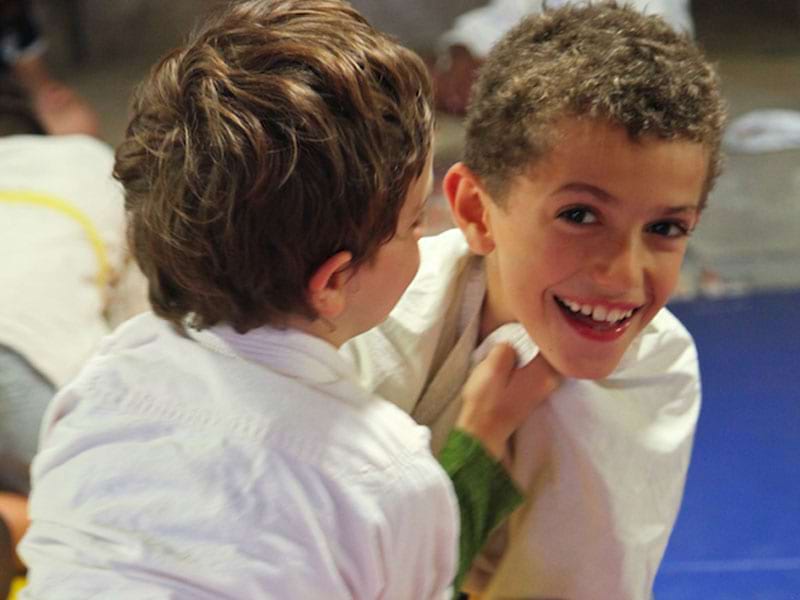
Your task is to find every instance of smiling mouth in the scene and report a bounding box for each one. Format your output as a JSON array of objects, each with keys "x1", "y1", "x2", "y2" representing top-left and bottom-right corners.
[{"x1": 554, "y1": 295, "x2": 641, "y2": 336}]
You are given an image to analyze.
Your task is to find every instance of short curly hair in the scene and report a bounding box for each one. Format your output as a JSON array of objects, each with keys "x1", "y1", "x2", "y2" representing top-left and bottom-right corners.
[
  {"x1": 464, "y1": 1, "x2": 726, "y2": 205},
  {"x1": 114, "y1": 0, "x2": 433, "y2": 332}
]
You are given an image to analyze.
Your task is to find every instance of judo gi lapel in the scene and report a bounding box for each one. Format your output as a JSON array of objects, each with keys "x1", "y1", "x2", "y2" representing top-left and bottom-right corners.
[{"x1": 411, "y1": 256, "x2": 483, "y2": 454}]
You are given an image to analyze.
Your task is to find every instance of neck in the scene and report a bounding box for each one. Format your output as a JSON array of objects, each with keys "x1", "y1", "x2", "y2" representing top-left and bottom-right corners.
[
  {"x1": 478, "y1": 253, "x2": 515, "y2": 343},
  {"x1": 284, "y1": 314, "x2": 350, "y2": 348}
]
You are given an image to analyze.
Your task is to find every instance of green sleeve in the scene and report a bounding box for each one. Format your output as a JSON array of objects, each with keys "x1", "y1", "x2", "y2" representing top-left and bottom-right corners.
[{"x1": 438, "y1": 429, "x2": 525, "y2": 595}]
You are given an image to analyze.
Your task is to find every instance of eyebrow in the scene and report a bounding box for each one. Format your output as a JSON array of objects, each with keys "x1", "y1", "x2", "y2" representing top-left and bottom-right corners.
[
  {"x1": 555, "y1": 182, "x2": 699, "y2": 214},
  {"x1": 557, "y1": 183, "x2": 615, "y2": 202}
]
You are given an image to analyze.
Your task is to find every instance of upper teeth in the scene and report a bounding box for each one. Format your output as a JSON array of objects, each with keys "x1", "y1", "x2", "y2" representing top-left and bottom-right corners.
[{"x1": 561, "y1": 298, "x2": 635, "y2": 323}]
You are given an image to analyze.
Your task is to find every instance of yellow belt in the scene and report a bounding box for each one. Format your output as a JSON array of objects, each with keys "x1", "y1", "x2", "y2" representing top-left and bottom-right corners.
[
  {"x1": 0, "y1": 189, "x2": 111, "y2": 291},
  {"x1": 9, "y1": 576, "x2": 25, "y2": 600}
]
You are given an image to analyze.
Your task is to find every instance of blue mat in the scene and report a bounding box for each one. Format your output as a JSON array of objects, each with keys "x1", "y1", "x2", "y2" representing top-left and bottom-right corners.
[{"x1": 655, "y1": 290, "x2": 800, "y2": 599}]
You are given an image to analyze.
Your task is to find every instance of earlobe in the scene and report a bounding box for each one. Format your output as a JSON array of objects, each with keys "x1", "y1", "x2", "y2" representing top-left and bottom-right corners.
[
  {"x1": 443, "y1": 163, "x2": 495, "y2": 255},
  {"x1": 307, "y1": 251, "x2": 352, "y2": 318}
]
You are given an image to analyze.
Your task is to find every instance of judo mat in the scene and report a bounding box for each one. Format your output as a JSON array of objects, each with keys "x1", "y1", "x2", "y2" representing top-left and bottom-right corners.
[{"x1": 655, "y1": 289, "x2": 800, "y2": 599}]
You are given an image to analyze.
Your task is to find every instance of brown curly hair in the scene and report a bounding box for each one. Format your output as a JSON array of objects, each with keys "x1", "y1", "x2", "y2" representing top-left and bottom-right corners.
[
  {"x1": 464, "y1": 1, "x2": 726, "y2": 205},
  {"x1": 114, "y1": 0, "x2": 433, "y2": 332}
]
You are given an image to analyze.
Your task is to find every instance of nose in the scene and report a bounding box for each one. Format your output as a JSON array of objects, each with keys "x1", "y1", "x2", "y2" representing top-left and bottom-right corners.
[{"x1": 589, "y1": 233, "x2": 643, "y2": 292}]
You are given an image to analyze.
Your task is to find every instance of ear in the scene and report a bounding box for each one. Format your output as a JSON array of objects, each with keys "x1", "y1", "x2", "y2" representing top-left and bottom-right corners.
[
  {"x1": 307, "y1": 251, "x2": 353, "y2": 319},
  {"x1": 443, "y1": 162, "x2": 495, "y2": 255}
]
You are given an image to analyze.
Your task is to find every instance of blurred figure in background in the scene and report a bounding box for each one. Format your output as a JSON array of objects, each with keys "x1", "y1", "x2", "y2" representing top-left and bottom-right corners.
[
  {"x1": 432, "y1": 0, "x2": 694, "y2": 113},
  {"x1": 0, "y1": 0, "x2": 98, "y2": 135},
  {"x1": 0, "y1": 80, "x2": 147, "y2": 596}
]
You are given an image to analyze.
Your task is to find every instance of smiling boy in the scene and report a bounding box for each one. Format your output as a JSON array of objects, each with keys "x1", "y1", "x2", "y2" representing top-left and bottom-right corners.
[{"x1": 344, "y1": 3, "x2": 726, "y2": 598}]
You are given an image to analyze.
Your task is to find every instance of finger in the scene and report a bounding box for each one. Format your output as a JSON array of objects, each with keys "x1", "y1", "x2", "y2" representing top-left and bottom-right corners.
[
  {"x1": 508, "y1": 353, "x2": 562, "y2": 396},
  {"x1": 474, "y1": 342, "x2": 517, "y2": 383}
]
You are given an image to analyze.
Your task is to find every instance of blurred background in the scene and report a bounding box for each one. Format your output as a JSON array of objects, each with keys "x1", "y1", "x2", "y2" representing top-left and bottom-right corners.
[
  {"x1": 30, "y1": 0, "x2": 800, "y2": 296},
  {"x1": 4, "y1": 1, "x2": 800, "y2": 598}
]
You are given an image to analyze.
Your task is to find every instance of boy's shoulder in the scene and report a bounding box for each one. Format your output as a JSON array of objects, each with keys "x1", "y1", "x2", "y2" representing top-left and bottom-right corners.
[
  {"x1": 46, "y1": 312, "x2": 208, "y2": 419},
  {"x1": 69, "y1": 314, "x2": 435, "y2": 468},
  {"x1": 44, "y1": 319, "x2": 449, "y2": 516},
  {"x1": 90, "y1": 311, "x2": 194, "y2": 375}
]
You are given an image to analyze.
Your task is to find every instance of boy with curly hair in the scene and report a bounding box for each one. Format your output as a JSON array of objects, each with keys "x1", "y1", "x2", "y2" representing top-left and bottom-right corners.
[
  {"x1": 18, "y1": 1, "x2": 559, "y2": 597},
  {"x1": 345, "y1": 2, "x2": 727, "y2": 598}
]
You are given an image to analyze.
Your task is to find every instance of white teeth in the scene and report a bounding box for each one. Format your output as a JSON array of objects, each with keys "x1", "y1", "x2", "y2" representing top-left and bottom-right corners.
[{"x1": 559, "y1": 296, "x2": 636, "y2": 323}]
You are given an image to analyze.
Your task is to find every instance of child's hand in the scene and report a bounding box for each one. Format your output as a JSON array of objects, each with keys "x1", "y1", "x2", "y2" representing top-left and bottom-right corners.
[{"x1": 456, "y1": 344, "x2": 561, "y2": 460}]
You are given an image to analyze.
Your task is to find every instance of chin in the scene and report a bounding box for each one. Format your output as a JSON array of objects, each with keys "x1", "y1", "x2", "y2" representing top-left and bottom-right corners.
[{"x1": 551, "y1": 354, "x2": 621, "y2": 381}]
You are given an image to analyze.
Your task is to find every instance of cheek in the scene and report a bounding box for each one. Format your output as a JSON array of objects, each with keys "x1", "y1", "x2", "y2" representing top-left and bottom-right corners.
[
  {"x1": 412, "y1": 241, "x2": 422, "y2": 274},
  {"x1": 652, "y1": 253, "x2": 686, "y2": 303},
  {"x1": 509, "y1": 216, "x2": 584, "y2": 268},
  {"x1": 403, "y1": 241, "x2": 421, "y2": 282},
  {"x1": 504, "y1": 237, "x2": 580, "y2": 298},
  {"x1": 500, "y1": 257, "x2": 553, "y2": 332},
  {"x1": 391, "y1": 240, "x2": 421, "y2": 297}
]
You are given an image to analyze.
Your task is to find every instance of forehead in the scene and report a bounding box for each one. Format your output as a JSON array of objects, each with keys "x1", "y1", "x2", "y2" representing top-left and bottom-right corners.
[
  {"x1": 500, "y1": 118, "x2": 711, "y2": 209},
  {"x1": 551, "y1": 118, "x2": 707, "y2": 180}
]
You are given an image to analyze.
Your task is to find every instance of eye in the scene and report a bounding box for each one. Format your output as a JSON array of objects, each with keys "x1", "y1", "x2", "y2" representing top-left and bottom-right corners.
[
  {"x1": 557, "y1": 206, "x2": 598, "y2": 225},
  {"x1": 647, "y1": 220, "x2": 690, "y2": 238}
]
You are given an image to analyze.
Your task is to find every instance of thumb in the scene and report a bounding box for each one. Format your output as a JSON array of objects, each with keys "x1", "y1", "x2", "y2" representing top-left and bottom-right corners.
[{"x1": 507, "y1": 353, "x2": 562, "y2": 397}]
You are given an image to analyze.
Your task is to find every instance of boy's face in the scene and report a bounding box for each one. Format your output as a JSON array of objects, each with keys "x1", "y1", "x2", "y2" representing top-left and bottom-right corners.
[
  {"x1": 479, "y1": 119, "x2": 709, "y2": 379},
  {"x1": 346, "y1": 152, "x2": 433, "y2": 337}
]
